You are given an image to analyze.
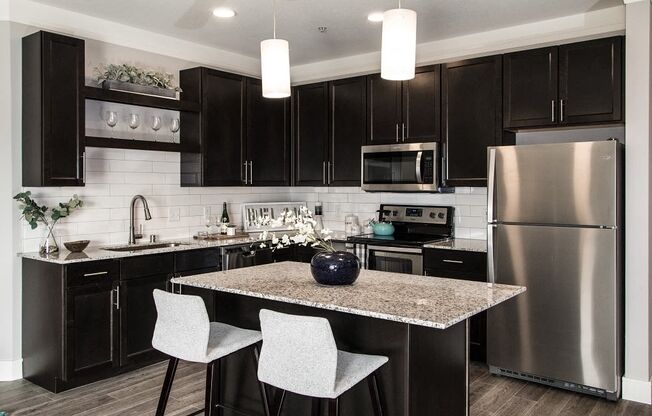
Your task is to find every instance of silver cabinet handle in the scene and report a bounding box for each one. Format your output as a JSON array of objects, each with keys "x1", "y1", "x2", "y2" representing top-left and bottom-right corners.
[
  {"x1": 243, "y1": 161, "x2": 248, "y2": 185},
  {"x1": 322, "y1": 161, "x2": 326, "y2": 185},
  {"x1": 560, "y1": 99, "x2": 565, "y2": 122},
  {"x1": 327, "y1": 161, "x2": 332, "y2": 185},
  {"x1": 249, "y1": 161, "x2": 253, "y2": 185},
  {"x1": 442, "y1": 259, "x2": 464, "y2": 264},
  {"x1": 83, "y1": 271, "x2": 109, "y2": 277},
  {"x1": 551, "y1": 100, "x2": 555, "y2": 123},
  {"x1": 81, "y1": 151, "x2": 86, "y2": 184},
  {"x1": 402, "y1": 123, "x2": 406, "y2": 142},
  {"x1": 113, "y1": 286, "x2": 120, "y2": 309},
  {"x1": 395, "y1": 123, "x2": 399, "y2": 142}
]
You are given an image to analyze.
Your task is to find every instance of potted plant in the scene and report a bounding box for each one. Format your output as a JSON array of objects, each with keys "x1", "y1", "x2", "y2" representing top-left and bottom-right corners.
[
  {"x1": 94, "y1": 63, "x2": 181, "y2": 99},
  {"x1": 256, "y1": 206, "x2": 361, "y2": 285},
  {"x1": 14, "y1": 192, "x2": 83, "y2": 255}
]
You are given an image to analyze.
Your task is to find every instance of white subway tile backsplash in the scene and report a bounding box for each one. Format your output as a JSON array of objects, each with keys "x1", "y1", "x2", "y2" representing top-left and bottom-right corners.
[{"x1": 22, "y1": 149, "x2": 487, "y2": 252}]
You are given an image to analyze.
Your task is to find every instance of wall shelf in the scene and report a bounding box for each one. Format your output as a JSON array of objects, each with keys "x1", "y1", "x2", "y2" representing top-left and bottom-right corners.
[
  {"x1": 85, "y1": 136, "x2": 199, "y2": 153},
  {"x1": 83, "y1": 86, "x2": 201, "y2": 112}
]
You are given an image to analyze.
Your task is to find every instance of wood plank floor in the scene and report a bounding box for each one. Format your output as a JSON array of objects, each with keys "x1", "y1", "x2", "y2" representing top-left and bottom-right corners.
[{"x1": 0, "y1": 361, "x2": 650, "y2": 415}]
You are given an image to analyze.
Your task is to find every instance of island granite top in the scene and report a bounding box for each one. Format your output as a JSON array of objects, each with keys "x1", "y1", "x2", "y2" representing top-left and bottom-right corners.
[{"x1": 171, "y1": 262, "x2": 525, "y2": 329}]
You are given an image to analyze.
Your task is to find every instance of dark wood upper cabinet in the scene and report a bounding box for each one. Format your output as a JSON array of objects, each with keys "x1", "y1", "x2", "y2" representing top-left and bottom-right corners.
[
  {"x1": 443, "y1": 55, "x2": 503, "y2": 187},
  {"x1": 294, "y1": 82, "x2": 329, "y2": 186},
  {"x1": 246, "y1": 78, "x2": 291, "y2": 186},
  {"x1": 330, "y1": 76, "x2": 366, "y2": 185},
  {"x1": 180, "y1": 67, "x2": 245, "y2": 186},
  {"x1": 23, "y1": 31, "x2": 85, "y2": 187},
  {"x1": 504, "y1": 47, "x2": 558, "y2": 128},
  {"x1": 559, "y1": 36, "x2": 623, "y2": 125},
  {"x1": 402, "y1": 65, "x2": 441, "y2": 142},
  {"x1": 367, "y1": 74, "x2": 402, "y2": 144}
]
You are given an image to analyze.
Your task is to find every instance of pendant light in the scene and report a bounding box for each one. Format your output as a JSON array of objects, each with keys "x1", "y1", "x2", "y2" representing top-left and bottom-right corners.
[
  {"x1": 381, "y1": 0, "x2": 417, "y2": 81},
  {"x1": 260, "y1": 0, "x2": 291, "y2": 98}
]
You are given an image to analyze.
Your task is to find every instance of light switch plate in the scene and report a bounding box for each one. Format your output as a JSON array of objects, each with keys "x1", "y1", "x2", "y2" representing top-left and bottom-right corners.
[{"x1": 168, "y1": 207, "x2": 180, "y2": 222}]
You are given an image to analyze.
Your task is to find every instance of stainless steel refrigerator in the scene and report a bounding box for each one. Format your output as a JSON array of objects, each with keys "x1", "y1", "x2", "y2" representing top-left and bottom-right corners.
[{"x1": 486, "y1": 140, "x2": 623, "y2": 401}]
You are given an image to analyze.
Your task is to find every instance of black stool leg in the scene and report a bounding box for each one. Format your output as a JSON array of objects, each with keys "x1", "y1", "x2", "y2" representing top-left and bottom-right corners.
[
  {"x1": 252, "y1": 345, "x2": 271, "y2": 416},
  {"x1": 328, "y1": 398, "x2": 340, "y2": 416},
  {"x1": 275, "y1": 390, "x2": 287, "y2": 416},
  {"x1": 205, "y1": 359, "x2": 222, "y2": 416},
  {"x1": 156, "y1": 357, "x2": 179, "y2": 416},
  {"x1": 367, "y1": 372, "x2": 384, "y2": 416},
  {"x1": 311, "y1": 398, "x2": 321, "y2": 416}
]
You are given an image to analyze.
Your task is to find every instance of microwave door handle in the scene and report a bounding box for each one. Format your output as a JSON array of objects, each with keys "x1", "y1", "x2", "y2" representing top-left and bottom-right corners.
[{"x1": 415, "y1": 151, "x2": 423, "y2": 183}]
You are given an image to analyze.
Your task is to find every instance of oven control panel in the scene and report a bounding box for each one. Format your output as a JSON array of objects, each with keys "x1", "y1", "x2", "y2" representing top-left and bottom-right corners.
[{"x1": 381, "y1": 205, "x2": 452, "y2": 225}]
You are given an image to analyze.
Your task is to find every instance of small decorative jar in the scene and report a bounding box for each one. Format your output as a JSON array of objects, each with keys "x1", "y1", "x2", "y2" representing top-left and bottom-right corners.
[{"x1": 310, "y1": 251, "x2": 361, "y2": 286}]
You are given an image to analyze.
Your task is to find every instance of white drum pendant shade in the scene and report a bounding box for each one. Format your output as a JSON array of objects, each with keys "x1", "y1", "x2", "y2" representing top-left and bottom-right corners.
[
  {"x1": 381, "y1": 8, "x2": 417, "y2": 81},
  {"x1": 260, "y1": 38, "x2": 291, "y2": 98}
]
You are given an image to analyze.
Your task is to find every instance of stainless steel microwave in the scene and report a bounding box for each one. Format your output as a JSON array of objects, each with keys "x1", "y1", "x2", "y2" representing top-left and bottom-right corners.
[{"x1": 361, "y1": 142, "x2": 439, "y2": 192}]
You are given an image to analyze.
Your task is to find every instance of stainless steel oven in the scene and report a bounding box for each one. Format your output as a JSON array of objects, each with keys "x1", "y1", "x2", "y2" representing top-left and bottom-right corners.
[
  {"x1": 367, "y1": 245, "x2": 423, "y2": 275},
  {"x1": 361, "y1": 142, "x2": 439, "y2": 192}
]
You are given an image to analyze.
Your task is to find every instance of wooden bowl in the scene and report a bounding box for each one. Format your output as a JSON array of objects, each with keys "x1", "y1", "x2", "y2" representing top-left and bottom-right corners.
[{"x1": 64, "y1": 240, "x2": 90, "y2": 253}]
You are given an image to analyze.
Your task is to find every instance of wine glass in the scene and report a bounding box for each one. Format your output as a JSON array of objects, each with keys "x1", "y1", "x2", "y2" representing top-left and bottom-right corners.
[
  {"x1": 169, "y1": 118, "x2": 180, "y2": 143},
  {"x1": 105, "y1": 111, "x2": 118, "y2": 138},
  {"x1": 203, "y1": 206, "x2": 212, "y2": 237},
  {"x1": 128, "y1": 114, "x2": 140, "y2": 140},
  {"x1": 151, "y1": 116, "x2": 162, "y2": 142}
]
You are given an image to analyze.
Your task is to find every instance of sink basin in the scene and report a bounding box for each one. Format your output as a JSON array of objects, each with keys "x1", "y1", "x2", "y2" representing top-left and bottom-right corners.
[{"x1": 102, "y1": 242, "x2": 189, "y2": 252}]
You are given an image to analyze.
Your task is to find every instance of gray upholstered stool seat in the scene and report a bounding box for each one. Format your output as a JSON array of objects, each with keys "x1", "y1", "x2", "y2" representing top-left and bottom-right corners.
[
  {"x1": 152, "y1": 289, "x2": 269, "y2": 416},
  {"x1": 258, "y1": 309, "x2": 388, "y2": 415}
]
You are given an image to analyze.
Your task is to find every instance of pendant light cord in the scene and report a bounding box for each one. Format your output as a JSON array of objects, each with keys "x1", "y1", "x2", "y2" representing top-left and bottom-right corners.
[{"x1": 273, "y1": 0, "x2": 277, "y2": 39}]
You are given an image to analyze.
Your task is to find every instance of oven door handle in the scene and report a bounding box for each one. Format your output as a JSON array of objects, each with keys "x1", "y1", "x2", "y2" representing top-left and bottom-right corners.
[
  {"x1": 415, "y1": 151, "x2": 423, "y2": 183},
  {"x1": 367, "y1": 245, "x2": 423, "y2": 254}
]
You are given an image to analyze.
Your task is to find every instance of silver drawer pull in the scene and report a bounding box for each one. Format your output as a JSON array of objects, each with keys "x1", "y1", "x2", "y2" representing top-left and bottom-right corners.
[
  {"x1": 442, "y1": 259, "x2": 464, "y2": 264},
  {"x1": 83, "y1": 271, "x2": 109, "y2": 277}
]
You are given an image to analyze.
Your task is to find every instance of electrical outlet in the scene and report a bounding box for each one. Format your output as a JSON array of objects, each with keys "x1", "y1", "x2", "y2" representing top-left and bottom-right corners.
[{"x1": 168, "y1": 207, "x2": 180, "y2": 222}]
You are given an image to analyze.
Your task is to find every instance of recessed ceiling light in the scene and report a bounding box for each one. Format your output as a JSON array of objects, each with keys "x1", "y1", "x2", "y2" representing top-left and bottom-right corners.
[
  {"x1": 213, "y1": 7, "x2": 236, "y2": 18},
  {"x1": 367, "y1": 12, "x2": 384, "y2": 23}
]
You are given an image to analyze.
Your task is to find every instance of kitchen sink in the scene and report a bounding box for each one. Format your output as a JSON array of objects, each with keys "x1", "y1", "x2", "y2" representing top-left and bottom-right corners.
[{"x1": 102, "y1": 242, "x2": 190, "y2": 252}]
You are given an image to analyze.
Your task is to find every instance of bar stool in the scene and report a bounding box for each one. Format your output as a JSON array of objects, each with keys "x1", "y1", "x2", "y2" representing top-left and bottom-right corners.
[
  {"x1": 257, "y1": 309, "x2": 388, "y2": 416},
  {"x1": 151, "y1": 289, "x2": 270, "y2": 416}
]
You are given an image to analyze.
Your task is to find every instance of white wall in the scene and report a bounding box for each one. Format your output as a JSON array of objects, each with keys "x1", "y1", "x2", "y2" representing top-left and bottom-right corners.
[{"x1": 623, "y1": 0, "x2": 652, "y2": 405}]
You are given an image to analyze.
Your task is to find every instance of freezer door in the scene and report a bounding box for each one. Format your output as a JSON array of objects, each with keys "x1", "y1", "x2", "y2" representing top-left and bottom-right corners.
[
  {"x1": 488, "y1": 141, "x2": 621, "y2": 226},
  {"x1": 487, "y1": 224, "x2": 621, "y2": 393}
]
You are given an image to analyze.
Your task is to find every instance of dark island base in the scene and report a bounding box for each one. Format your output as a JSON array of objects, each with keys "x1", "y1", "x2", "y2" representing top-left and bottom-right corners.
[{"x1": 212, "y1": 291, "x2": 469, "y2": 416}]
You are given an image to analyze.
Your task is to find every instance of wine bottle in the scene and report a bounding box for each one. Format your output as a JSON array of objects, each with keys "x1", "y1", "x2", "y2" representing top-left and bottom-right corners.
[{"x1": 221, "y1": 202, "x2": 230, "y2": 235}]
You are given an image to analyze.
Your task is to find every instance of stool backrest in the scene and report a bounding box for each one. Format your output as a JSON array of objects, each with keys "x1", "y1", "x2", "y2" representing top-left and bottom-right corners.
[
  {"x1": 152, "y1": 289, "x2": 210, "y2": 362},
  {"x1": 258, "y1": 309, "x2": 338, "y2": 397}
]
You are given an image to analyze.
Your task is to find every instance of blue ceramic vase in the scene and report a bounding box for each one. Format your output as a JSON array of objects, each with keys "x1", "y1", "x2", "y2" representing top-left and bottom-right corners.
[{"x1": 310, "y1": 251, "x2": 361, "y2": 286}]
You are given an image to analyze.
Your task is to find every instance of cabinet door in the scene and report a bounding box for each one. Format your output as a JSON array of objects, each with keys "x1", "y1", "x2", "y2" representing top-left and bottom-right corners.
[
  {"x1": 402, "y1": 65, "x2": 441, "y2": 142},
  {"x1": 119, "y1": 274, "x2": 169, "y2": 367},
  {"x1": 443, "y1": 56, "x2": 502, "y2": 187},
  {"x1": 330, "y1": 77, "x2": 366, "y2": 186},
  {"x1": 503, "y1": 47, "x2": 558, "y2": 128},
  {"x1": 22, "y1": 31, "x2": 84, "y2": 187},
  {"x1": 246, "y1": 78, "x2": 291, "y2": 186},
  {"x1": 294, "y1": 83, "x2": 329, "y2": 186},
  {"x1": 367, "y1": 74, "x2": 402, "y2": 144},
  {"x1": 202, "y1": 69, "x2": 246, "y2": 186},
  {"x1": 65, "y1": 280, "x2": 118, "y2": 380},
  {"x1": 559, "y1": 37, "x2": 623, "y2": 125}
]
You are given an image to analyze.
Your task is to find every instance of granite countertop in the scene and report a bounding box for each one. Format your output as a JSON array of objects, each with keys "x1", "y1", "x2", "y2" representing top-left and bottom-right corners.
[
  {"x1": 171, "y1": 262, "x2": 525, "y2": 329},
  {"x1": 423, "y1": 238, "x2": 487, "y2": 253},
  {"x1": 20, "y1": 231, "x2": 352, "y2": 265}
]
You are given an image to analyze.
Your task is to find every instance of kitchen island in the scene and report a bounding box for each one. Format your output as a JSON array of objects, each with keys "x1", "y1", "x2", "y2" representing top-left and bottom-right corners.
[{"x1": 172, "y1": 261, "x2": 524, "y2": 416}]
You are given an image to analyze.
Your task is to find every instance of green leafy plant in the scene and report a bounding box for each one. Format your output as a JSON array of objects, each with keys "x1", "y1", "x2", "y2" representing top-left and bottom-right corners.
[
  {"x1": 14, "y1": 191, "x2": 83, "y2": 230},
  {"x1": 94, "y1": 63, "x2": 180, "y2": 91}
]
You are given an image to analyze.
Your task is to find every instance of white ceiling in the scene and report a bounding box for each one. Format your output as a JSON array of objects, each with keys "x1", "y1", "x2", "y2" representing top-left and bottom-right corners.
[{"x1": 31, "y1": 0, "x2": 622, "y2": 65}]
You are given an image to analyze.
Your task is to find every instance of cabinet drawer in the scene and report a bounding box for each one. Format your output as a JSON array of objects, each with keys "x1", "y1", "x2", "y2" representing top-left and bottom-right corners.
[
  {"x1": 66, "y1": 260, "x2": 120, "y2": 287},
  {"x1": 424, "y1": 249, "x2": 486, "y2": 275},
  {"x1": 175, "y1": 249, "x2": 219, "y2": 272},
  {"x1": 121, "y1": 253, "x2": 174, "y2": 280}
]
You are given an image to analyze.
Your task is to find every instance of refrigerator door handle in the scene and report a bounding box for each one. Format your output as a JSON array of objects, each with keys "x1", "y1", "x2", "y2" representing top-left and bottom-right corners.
[
  {"x1": 487, "y1": 148, "x2": 497, "y2": 223},
  {"x1": 487, "y1": 224, "x2": 497, "y2": 284}
]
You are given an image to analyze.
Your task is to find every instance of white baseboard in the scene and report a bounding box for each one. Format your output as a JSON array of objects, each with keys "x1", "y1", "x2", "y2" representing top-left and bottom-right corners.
[
  {"x1": 623, "y1": 376, "x2": 652, "y2": 404},
  {"x1": 0, "y1": 359, "x2": 22, "y2": 381}
]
